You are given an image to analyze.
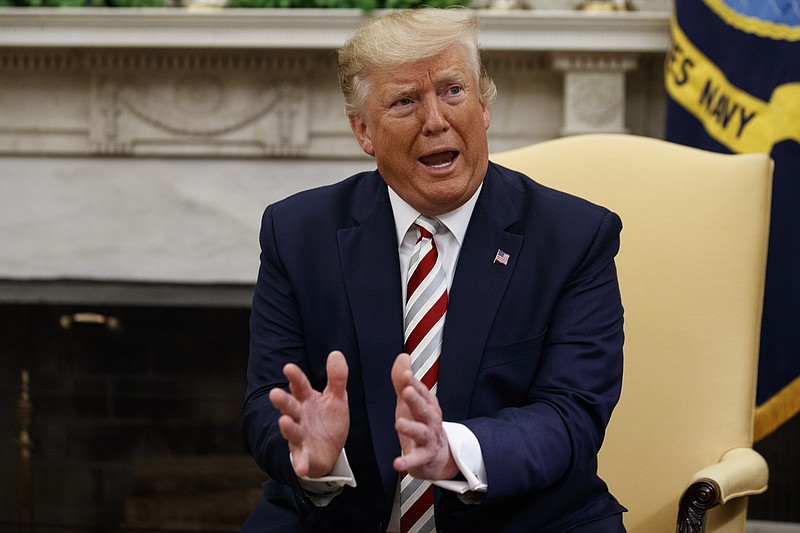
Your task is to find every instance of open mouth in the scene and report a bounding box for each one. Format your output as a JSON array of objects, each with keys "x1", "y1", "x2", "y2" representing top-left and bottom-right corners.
[{"x1": 419, "y1": 151, "x2": 459, "y2": 169}]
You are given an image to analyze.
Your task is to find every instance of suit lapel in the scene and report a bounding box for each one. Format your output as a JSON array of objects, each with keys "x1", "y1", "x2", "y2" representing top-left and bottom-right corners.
[
  {"x1": 438, "y1": 167, "x2": 523, "y2": 422},
  {"x1": 337, "y1": 175, "x2": 404, "y2": 502}
]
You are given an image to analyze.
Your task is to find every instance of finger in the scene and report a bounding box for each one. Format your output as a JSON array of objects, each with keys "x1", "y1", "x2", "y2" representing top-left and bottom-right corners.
[
  {"x1": 393, "y1": 453, "x2": 415, "y2": 473},
  {"x1": 393, "y1": 455, "x2": 407, "y2": 473},
  {"x1": 289, "y1": 447, "x2": 310, "y2": 478},
  {"x1": 395, "y1": 416, "x2": 431, "y2": 444},
  {"x1": 277, "y1": 414, "x2": 305, "y2": 444},
  {"x1": 325, "y1": 350, "x2": 349, "y2": 398},
  {"x1": 269, "y1": 387, "x2": 302, "y2": 418},
  {"x1": 393, "y1": 446, "x2": 433, "y2": 474},
  {"x1": 402, "y1": 383, "x2": 439, "y2": 424},
  {"x1": 391, "y1": 353, "x2": 413, "y2": 397},
  {"x1": 283, "y1": 363, "x2": 315, "y2": 402}
]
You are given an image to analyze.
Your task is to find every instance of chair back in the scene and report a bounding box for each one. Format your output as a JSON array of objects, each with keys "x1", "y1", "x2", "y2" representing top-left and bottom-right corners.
[{"x1": 491, "y1": 134, "x2": 772, "y2": 532}]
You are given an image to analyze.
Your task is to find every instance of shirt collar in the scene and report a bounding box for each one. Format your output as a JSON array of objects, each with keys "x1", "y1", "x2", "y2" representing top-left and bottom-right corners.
[{"x1": 387, "y1": 183, "x2": 483, "y2": 247}]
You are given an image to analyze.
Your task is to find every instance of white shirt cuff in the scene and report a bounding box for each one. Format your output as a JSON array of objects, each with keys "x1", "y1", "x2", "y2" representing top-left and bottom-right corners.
[
  {"x1": 433, "y1": 421, "x2": 488, "y2": 497},
  {"x1": 293, "y1": 449, "x2": 357, "y2": 506}
]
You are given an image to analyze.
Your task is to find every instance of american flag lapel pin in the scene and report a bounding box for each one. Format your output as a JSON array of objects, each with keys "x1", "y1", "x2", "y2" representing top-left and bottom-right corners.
[{"x1": 493, "y1": 249, "x2": 510, "y2": 265}]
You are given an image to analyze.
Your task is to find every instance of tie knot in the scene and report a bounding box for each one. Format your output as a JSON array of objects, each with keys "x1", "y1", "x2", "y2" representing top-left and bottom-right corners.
[{"x1": 415, "y1": 215, "x2": 443, "y2": 237}]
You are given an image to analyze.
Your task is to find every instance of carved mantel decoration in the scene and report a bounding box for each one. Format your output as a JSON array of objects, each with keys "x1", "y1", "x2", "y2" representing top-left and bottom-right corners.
[
  {"x1": 553, "y1": 53, "x2": 639, "y2": 135},
  {"x1": 89, "y1": 51, "x2": 311, "y2": 157},
  {"x1": 0, "y1": 49, "x2": 314, "y2": 157}
]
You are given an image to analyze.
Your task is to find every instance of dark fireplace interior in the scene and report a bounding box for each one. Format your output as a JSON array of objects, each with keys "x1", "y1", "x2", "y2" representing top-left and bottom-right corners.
[
  {"x1": 1, "y1": 300, "x2": 265, "y2": 532},
  {"x1": 1, "y1": 299, "x2": 798, "y2": 532}
]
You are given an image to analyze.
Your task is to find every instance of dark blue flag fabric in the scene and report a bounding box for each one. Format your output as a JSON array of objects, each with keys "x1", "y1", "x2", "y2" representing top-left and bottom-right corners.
[{"x1": 664, "y1": 0, "x2": 800, "y2": 440}]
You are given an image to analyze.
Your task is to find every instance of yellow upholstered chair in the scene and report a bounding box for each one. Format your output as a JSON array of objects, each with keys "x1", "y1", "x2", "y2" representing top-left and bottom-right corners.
[{"x1": 491, "y1": 134, "x2": 772, "y2": 533}]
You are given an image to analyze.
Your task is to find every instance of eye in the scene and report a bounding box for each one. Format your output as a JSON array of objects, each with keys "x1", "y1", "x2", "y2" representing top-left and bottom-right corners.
[
  {"x1": 393, "y1": 97, "x2": 414, "y2": 108},
  {"x1": 447, "y1": 86, "x2": 462, "y2": 96}
]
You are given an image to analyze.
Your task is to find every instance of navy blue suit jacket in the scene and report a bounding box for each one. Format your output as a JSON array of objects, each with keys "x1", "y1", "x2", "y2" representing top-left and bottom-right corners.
[{"x1": 242, "y1": 162, "x2": 626, "y2": 532}]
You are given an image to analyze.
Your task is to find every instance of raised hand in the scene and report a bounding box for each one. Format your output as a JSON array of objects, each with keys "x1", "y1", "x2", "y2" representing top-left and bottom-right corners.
[
  {"x1": 269, "y1": 350, "x2": 350, "y2": 479},
  {"x1": 391, "y1": 353, "x2": 459, "y2": 481}
]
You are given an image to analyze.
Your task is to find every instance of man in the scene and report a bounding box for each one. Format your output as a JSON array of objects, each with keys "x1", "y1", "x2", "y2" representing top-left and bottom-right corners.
[{"x1": 242, "y1": 8, "x2": 625, "y2": 532}]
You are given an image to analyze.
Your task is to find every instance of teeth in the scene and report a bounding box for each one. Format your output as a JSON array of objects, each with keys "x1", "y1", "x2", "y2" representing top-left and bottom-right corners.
[{"x1": 430, "y1": 161, "x2": 452, "y2": 169}]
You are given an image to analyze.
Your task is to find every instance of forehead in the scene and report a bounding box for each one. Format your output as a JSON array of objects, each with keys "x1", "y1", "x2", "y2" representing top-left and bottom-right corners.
[{"x1": 368, "y1": 44, "x2": 473, "y2": 89}]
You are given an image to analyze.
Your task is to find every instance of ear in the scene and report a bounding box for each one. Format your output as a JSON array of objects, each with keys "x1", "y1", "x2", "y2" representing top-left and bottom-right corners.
[
  {"x1": 481, "y1": 98, "x2": 491, "y2": 131},
  {"x1": 348, "y1": 113, "x2": 375, "y2": 157}
]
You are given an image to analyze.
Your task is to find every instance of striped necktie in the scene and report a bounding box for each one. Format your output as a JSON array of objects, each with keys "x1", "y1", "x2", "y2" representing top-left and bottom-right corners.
[{"x1": 401, "y1": 215, "x2": 447, "y2": 533}]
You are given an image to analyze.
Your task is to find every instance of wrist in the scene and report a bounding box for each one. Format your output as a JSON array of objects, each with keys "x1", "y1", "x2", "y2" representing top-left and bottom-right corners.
[
  {"x1": 294, "y1": 449, "x2": 357, "y2": 488},
  {"x1": 441, "y1": 452, "x2": 460, "y2": 480}
]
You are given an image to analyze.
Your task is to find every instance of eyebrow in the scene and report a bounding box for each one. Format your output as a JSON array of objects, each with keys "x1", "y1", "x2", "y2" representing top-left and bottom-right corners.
[
  {"x1": 434, "y1": 69, "x2": 468, "y2": 86},
  {"x1": 385, "y1": 85, "x2": 417, "y2": 103}
]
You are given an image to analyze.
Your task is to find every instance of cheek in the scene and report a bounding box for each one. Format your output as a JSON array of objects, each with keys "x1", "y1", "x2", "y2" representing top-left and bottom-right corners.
[{"x1": 376, "y1": 130, "x2": 417, "y2": 161}]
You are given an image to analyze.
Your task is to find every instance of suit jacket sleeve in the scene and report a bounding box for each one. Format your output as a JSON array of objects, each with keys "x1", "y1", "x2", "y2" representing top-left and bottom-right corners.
[
  {"x1": 242, "y1": 203, "x2": 302, "y2": 487},
  {"x1": 461, "y1": 201, "x2": 624, "y2": 506},
  {"x1": 241, "y1": 176, "x2": 402, "y2": 531}
]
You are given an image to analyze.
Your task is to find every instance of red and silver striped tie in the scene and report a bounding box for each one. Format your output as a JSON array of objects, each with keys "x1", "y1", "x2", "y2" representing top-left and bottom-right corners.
[{"x1": 401, "y1": 215, "x2": 447, "y2": 533}]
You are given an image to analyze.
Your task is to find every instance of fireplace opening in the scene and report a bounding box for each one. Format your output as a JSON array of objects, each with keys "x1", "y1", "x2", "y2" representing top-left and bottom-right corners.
[
  {"x1": 1, "y1": 301, "x2": 265, "y2": 532},
  {"x1": 2, "y1": 298, "x2": 798, "y2": 530}
]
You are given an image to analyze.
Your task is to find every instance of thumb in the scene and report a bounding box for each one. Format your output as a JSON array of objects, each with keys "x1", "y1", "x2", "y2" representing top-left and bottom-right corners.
[{"x1": 391, "y1": 353, "x2": 412, "y2": 397}]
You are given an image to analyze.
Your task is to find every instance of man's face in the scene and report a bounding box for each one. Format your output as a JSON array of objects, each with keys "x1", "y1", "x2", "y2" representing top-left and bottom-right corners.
[{"x1": 348, "y1": 44, "x2": 491, "y2": 216}]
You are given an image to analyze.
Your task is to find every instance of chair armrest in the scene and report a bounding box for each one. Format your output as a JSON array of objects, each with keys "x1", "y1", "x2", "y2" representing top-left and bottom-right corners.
[
  {"x1": 677, "y1": 447, "x2": 769, "y2": 533},
  {"x1": 689, "y1": 447, "x2": 769, "y2": 503}
]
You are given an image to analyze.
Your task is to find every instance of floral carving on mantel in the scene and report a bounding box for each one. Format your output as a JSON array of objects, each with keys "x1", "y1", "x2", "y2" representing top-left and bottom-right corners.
[
  {"x1": 89, "y1": 52, "x2": 311, "y2": 157},
  {"x1": 568, "y1": 73, "x2": 622, "y2": 128},
  {"x1": 552, "y1": 53, "x2": 638, "y2": 135}
]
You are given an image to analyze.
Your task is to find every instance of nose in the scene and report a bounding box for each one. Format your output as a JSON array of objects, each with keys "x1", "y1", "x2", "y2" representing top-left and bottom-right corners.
[{"x1": 420, "y1": 97, "x2": 449, "y2": 136}]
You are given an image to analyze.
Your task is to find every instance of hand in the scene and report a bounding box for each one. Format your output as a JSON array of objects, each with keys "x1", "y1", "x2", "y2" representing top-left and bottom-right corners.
[
  {"x1": 268, "y1": 350, "x2": 350, "y2": 479},
  {"x1": 391, "y1": 353, "x2": 459, "y2": 481}
]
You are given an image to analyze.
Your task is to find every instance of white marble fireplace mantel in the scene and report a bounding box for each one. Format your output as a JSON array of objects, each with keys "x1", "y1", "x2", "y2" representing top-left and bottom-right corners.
[
  {"x1": 0, "y1": 8, "x2": 670, "y2": 302},
  {"x1": 0, "y1": 8, "x2": 669, "y2": 51},
  {"x1": 0, "y1": 8, "x2": 670, "y2": 159}
]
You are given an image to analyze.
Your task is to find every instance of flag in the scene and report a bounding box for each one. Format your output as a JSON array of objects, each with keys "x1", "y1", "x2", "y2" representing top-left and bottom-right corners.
[
  {"x1": 664, "y1": 0, "x2": 800, "y2": 441},
  {"x1": 493, "y1": 249, "x2": 509, "y2": 265}
]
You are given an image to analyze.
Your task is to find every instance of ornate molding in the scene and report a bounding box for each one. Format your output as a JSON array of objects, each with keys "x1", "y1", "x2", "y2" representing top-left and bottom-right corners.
[
  {"x1": 0, "y1": 50, "x2": 82, "y2": 71},
  {"x1": 553, "y1": 52, "x2": 638, "y2": 135},
  {"x1": 484, "y1": 52, "x2": 550, "y2": 75},
  {"x1": 0, "y1": 49, "x2": 313, "y2": 157},
  {"x1": 552, "y1": 52, "x2": 639, "y2": 72}
]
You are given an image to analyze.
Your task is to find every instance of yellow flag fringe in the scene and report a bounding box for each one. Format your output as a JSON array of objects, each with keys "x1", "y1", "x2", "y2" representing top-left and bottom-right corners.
[{"x1": 754, "y1": 374, "x2": 800, "y2": 442}]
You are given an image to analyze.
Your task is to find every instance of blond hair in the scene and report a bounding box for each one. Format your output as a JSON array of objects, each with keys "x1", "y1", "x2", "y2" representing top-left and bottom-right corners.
[{"x1": 337, "y1": 8, "x2": 497, "y2": 116}]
